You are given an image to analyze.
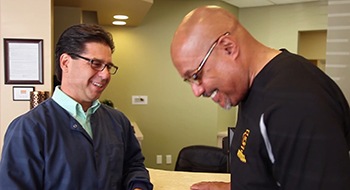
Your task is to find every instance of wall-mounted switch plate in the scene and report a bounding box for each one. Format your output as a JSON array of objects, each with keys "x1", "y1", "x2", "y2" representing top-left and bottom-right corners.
[
  {"x1": 156, "y1": 155, "x2": 162, "y2": 164},
  {"x1": 132, "y1": 95, "x2": 148, "y2": 105},
  {"x1": 166, "y1": 155, "x2": 172, "y2": 164}
]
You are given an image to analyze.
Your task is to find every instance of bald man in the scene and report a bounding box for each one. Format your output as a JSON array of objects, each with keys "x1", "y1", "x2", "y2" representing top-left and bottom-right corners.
[{"x1": 171, "y1": 5, "x2": 350, "y2": 190}]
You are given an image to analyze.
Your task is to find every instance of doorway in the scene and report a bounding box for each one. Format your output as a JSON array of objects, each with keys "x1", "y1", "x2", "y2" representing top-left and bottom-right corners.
[{"x1": 298, "y1": 30, "x2": 327, "y2": 71}]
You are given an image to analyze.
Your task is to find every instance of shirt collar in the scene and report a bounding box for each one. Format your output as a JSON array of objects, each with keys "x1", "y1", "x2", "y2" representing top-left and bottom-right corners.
[{"x1": 52, "y1": 86, "x2": 101, "y2": 117}]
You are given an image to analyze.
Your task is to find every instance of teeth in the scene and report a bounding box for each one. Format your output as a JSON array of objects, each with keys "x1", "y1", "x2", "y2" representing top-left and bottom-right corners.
[
  {"x1": 210, "y1": 90, "x2": 218, "y2": 99},
  {"x1": 93, "y1": 82, "x2": 102, "y2": 87}
]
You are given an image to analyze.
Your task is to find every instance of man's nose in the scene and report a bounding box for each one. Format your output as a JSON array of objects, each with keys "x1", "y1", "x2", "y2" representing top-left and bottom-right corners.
[
  {"x1": 99, "y1": 67, "x2": 111, "y2": 78},
  {"x1": 191, "y1": 83, "x2": 205, "y2": 97}
]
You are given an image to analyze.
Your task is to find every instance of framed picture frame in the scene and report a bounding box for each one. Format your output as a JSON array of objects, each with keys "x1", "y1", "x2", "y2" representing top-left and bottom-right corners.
[
  {"x1": 13, "y1": 86, "x2": 35, "y2": 101},
  {"x1": 4, "y1": 39, "x2": 44, "y2": 84}
]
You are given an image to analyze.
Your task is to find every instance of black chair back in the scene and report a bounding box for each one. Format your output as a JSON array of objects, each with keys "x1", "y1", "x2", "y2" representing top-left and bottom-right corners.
[{"x1": 174, "y1": 145, "x2": 228, "y2": 173}]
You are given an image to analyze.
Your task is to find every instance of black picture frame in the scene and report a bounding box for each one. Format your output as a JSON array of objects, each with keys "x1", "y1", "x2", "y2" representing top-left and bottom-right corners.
[
  {"x1": 13, "y1": 86, "x2": 35, "y2": 101},
  {"x1": 4, "y1": 39, "x2": 43, "y2": 84}
]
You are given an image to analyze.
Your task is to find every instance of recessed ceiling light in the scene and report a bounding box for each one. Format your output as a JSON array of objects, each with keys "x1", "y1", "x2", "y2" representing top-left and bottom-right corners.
[
  {"x1": 113, "y1": 15, "x2": 129, "y2": 20},
  {"x1": 112, "y1": 21, "x2": 127, "y2": 26}
]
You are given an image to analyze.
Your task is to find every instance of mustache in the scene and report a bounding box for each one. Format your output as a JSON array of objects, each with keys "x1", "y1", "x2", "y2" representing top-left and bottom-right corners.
[{"x1": 201, "y1": 89, "x2": 218, "y2": 98}]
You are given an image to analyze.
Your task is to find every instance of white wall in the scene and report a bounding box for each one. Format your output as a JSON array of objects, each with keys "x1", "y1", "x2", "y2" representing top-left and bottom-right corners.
[{"x1": 0, "y1": 0, "x2": 52, "y2": 151}]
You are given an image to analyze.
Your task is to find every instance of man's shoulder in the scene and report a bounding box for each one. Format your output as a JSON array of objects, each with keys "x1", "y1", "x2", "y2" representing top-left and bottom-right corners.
[{"x1": 96, "y1": 105, "x2": 130, "y2": 122}]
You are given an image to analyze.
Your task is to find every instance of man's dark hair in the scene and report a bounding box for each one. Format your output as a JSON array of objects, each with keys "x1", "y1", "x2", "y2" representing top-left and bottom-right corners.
[{"x1": 54, "y1": 24, "x2": 115, "y2": 82}]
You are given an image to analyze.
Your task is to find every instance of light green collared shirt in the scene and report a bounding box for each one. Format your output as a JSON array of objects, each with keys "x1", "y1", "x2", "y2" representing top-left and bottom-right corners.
[{"x1": 52, "y1": 86, "x2": 100, "y2": 138}]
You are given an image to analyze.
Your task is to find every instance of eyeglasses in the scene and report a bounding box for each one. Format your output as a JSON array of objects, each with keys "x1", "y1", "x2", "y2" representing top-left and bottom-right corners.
[
  {"x1": 68, "y1": 53, "x2": 118, "y2": 75},
  {"x1": 184, "y1": 32, "x2": 230, "y2": 84}
]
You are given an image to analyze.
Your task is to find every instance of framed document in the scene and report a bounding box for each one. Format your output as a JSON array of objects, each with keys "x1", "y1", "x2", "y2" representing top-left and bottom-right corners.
[
  {"x1": 4, "y1": 39, "x2": 43, "y2": 84},
  {"x1": 13, "y1": 86, "x2": 35, "y2": 101}
]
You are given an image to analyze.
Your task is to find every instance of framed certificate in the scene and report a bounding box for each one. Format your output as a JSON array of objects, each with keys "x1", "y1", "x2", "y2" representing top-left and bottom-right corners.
[
  {"x1": 13, "y1": 86, "x2": 35, "y2": 101},
  {"x1": 4, "y1": 39, "x2": 43, "y2": 84}
]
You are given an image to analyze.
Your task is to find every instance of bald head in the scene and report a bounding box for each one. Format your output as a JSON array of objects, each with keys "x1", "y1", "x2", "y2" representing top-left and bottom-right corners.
[
  {"x1": 170, "y1": 6, "x2": 276, "y2": 78},
  {"x1": 170, "y1": 6, "x2": 243, "y2": 74},
  {"x1": 175, "y1": 5, "x2": 238, "y2": 38},
  {"x1": 169, "y1": 6, "x2": 280, "y2": 108}
]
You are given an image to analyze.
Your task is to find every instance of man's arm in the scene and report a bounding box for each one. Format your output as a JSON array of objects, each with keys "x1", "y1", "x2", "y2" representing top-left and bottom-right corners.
[
  {"x1": 122, "y1": 119, "x2": 153, "y2": 190},
  {"x1": 0, "y1": 117, "x2": 44, "y2": 189}
]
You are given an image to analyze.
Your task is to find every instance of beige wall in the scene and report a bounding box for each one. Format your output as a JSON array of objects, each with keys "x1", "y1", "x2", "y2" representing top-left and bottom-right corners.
[
  {"x1": 298, "y1": 30, "x2": 327, "y2": 71},
  {"x1": 0, "y1": 0, "x2": 52, "y2": 152},
  {"x1": 54, "y1": 6, "x2": 82, "y2": 46},
  {"x1": 298, "y1": 30, "x2": 327, "y2": 60}
]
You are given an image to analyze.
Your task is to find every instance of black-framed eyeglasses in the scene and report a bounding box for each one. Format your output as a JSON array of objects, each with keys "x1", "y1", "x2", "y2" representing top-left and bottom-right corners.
[
  {"x1": 184, "y1": 32, "x2": 230, "y2": 84},
  {"x1": 68, "y1": 53, "x2": 118, "y2": 75}
]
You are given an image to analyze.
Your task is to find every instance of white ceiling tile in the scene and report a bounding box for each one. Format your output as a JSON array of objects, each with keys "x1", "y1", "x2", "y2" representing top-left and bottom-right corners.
[
  {"x1": 222, "y1": 0, "x2": 321, "y2": 8},
  {"x1": 222, "y1": 0, "x2": 274, "y2": 8},
  {"x1": 270, "y1": 0, "x2": 320, "y2": 4}
]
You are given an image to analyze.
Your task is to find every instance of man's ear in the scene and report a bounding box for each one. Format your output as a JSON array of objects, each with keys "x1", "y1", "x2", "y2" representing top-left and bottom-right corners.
[
  {"x1": 60, "y1": 53, "x2": 70, "y2": 72},
  {"x1": 219, "y1": 36, "x2": 239, "y2": 59}
]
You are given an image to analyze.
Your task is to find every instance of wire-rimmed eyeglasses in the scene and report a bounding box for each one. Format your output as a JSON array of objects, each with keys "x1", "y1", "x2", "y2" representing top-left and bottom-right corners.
[
  {"x1": 184, "y1": 32, "x2": 230, "y2": 84},
  {"x1": 68, "y1": 53, "x2": 118, "y2": 75}
]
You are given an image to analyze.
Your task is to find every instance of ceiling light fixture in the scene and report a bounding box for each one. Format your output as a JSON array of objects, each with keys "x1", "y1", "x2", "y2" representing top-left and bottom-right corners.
[
  {"x1": 113, "y1": 15, "x2": 129, "y2": 20},
  {"x1": 112, "y1": 21, "x2": 127, "y2": 26}
]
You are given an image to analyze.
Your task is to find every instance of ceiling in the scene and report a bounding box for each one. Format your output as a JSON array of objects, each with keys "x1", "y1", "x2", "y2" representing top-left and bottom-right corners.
[
  {"x1": 54, "y1": 0, "x2": 154, "y2": 26},
  {"x1": 222, "y1": 0, "x2": 320, "y2": 8},
  {"x1": 54, "y1": 0, "x2": 320, "y2": 26}
]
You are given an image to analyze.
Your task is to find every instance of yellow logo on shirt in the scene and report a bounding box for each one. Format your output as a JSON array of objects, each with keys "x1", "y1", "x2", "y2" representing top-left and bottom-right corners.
[{"x1": 237, "y1": 129, "x2": 250, "y2": 163}]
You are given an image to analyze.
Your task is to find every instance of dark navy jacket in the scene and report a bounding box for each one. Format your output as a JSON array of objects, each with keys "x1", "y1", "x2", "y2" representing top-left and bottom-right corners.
[{"x1": 0, "y1": 98, "x2": 152, "y2": 190}]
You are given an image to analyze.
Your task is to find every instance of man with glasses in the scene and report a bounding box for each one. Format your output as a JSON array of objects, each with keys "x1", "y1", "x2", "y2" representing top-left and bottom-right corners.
[
  {"x1": 170, "y1": 6, "x2": 350, "y2": 190},
  {"x1": 0, "y1": 24, "x2": 153, "y2": 190}
]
